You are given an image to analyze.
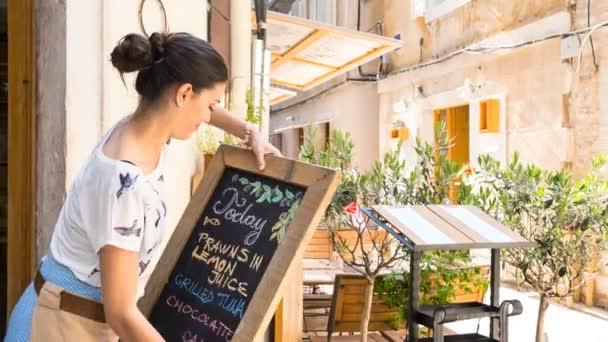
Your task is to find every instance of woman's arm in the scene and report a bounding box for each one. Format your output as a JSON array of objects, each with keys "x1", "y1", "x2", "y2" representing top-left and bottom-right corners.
[
  {"x1": 100, "y1": 245, "x2": 165, "y2": 342},
  {"x1": 209, "y1": 106, "x2": 282, "y2": 170}
]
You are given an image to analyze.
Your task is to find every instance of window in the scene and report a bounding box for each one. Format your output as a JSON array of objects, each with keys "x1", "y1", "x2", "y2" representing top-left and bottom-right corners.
[
  {"x1": 479, "y1": 99, "x2": 500, "y2": 133},
  {"x1": 289, "y1": 0, "x2": 307, "y2": 19},
  {"x1": 270, "y1": 133, "x2": 283, "y2": 153},
  {"x1": 415, "y1": 0, "x2": 472, "y2": 23},
  {"x1": 289, "y1": 0, "x2": 336, "y2": 25}
]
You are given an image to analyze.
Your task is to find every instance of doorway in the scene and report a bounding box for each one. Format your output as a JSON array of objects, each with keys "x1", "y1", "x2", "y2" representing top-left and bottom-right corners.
[{"x1": 434, "y1": 104, "x2": 470, "y2": 164}]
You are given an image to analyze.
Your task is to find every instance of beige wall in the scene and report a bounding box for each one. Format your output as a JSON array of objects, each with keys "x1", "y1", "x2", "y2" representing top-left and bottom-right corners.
[
  {"x1": 65, "y1": 0, "x2": 207, "y2": 252},
  {"x1": 271, "y1": 82, "x2": 380, "y2": 171},
  {"x1": 573, "y1": 0, "x2": 608, "y2": 308},
  {"x1": 377, "y1": 0, "x2": 608, "y2": 310},
  {"x1": 384, "y1": 0, "x2": 569, "y2": 70},
  {"x1": 379, "y1": 42, "x2": 570, "y2": 172}
]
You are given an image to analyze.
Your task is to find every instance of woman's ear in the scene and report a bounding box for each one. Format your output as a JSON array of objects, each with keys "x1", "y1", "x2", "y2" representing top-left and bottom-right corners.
[{"x1": 175, "y1": 83, "x2": 193, "y2": 107}]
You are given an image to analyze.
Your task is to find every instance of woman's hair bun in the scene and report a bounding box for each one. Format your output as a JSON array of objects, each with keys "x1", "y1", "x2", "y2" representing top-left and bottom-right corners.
[
  {"x1": 149, "y1": 32, "x2": 168, "y2": 61},
  {"x1": 110, "y1": 31, "x2": 228, "y2": 101},
  {"x1": 111, "y1": 32, "x2": 169, "y2": 73}
]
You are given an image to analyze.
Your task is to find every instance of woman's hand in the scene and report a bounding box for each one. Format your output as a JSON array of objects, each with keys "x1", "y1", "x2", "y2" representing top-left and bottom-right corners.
[
  {"x1": 245, "y1": 129, "x2": 282, "y2": 170},
  {"x1": 207, "y1": 106, "x2": 282, "y2": 170}
]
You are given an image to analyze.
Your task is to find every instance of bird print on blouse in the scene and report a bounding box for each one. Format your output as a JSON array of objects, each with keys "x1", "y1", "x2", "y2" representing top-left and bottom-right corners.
[
  {"x1": 113, "y1": 219, "x2": 142, "y2": 237},
  {"x1": 88, "y1": 267, "x2": 100, "y2": 278},
  {"x1": 139, "y1": 260, "x2": 151, "y2": 275},
  {"x1": 154, "y1": 208, "x2": 161, "y2": 228},
  {"x1": 116, "y1": 172, "x2": 139, "y2": 199},
  {"x1": 146, "y1": 241, "x2": 159, "y2": 255}
]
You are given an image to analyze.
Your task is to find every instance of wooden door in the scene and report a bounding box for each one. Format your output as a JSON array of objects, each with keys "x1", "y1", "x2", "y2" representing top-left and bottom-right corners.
[
  {"x1": 7, "y1": 0, "x2": 37, "y2": 319},
  {"x1": 434, "y1": 105, "x2": 470, "y2": 164}
]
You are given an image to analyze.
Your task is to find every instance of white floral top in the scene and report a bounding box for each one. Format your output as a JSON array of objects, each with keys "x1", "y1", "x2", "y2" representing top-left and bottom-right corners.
[{"x1": 49, "y1": 118, "x2": 167, "y2": 298}]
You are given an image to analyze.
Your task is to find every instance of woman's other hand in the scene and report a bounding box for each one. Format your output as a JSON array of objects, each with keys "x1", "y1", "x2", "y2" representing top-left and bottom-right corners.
[{"x1": 245, "y1": 129, "x2": 282, "y2": 170}]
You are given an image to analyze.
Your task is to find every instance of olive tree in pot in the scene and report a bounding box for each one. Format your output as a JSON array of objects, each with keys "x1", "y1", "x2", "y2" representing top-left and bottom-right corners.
[
  {"x1": 300, "y1": 126, "x2": 408, "y2": 341},
  {"x1": 469, "y1": 153, "x2": 608, "y2": 342},
  {"x1": 300, "y1": 123, "x2": 488, "y2": 340}
]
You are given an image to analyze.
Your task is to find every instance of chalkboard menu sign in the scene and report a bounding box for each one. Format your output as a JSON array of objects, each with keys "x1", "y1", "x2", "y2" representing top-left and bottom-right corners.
[{"x1": 140, "y1": 145, "x2": 340, "y2": 342}]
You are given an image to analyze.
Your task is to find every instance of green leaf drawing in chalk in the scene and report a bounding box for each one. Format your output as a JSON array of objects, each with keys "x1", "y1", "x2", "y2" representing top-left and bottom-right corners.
[
  {"x1": 258, "y1": 184, "x2": 276, "y2": 204},
  {"x1": 249, "y1": 182, "x2": 262, "y2": 196},
  {"x1": 271, "y1": 186, "x2": 283, "y2": 203},
  {"x1": 236, "y1": 176, "x2": 295, "y2": 207},
  {"x1": 257, "y1": 191, "x2": 271, "y2": 203},
  {"x1": 270, "y1": 198, "x2": 301, "y2": 243}
]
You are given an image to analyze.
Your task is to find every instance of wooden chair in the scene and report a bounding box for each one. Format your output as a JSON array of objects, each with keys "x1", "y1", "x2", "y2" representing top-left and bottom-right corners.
[{"x1": 308, "y1": 274, "x2": 402, "y2": 342}]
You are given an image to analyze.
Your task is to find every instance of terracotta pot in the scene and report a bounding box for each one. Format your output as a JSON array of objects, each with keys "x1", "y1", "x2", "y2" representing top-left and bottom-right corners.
[{"x1": 203, "y1": 153, "x2": 214, "y2": 172}]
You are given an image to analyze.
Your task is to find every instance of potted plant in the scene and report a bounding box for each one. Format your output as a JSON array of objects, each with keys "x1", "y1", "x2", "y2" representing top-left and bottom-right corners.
[
  {"x1": 194, "y1": 126, "x2": 220, "y2": 172},
  {"x1": 299, "y1": 124, "x2": 488, "y2": 341},
  {"x1": 469, "y1": 153, "x2": 608, "y2": 342}
]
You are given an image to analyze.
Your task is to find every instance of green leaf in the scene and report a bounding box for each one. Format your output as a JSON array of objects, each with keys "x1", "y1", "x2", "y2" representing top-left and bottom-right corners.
[
  {"x1": 257, "y1": 192, "x2": 271, "y2": 203},
  {"x1": 286, "y1": 190, "x2": 295, "y2": 200},
  {"x1": 250, "y1": 182, "x2": 261, "y2": 196},
  {"x1": 272, "y1": 187, "x2": 283, "y2": 203},
  {"x1": 239, "y1": 178, "x2": 249, "y2": 185}
]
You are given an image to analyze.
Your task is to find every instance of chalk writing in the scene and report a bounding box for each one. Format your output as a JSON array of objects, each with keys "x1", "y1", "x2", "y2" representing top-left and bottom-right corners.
[
  {"x1": 249, "y1": 253, "x2": 264, "y2": 272},
  {"x1": 192, "y1": 248, "x2": 238, "y2": 277},
  {"x1": 196, "y1": 233, "x2": 251, "y2": 263},
  {"x1": 208, "y1": 270, "x2": 248, "y2": 297},
  {"x1": 203, "y1": 216, "x2": 220, "y2": 226},
  {"x1": 216, "y1": 293, "x2": 246, "y2": 319},
  {"x1": 175, "y1": 273, "x2": 214, "y2": 304},
  {"x1": 166, "y1": 296, "x2": 233, "y2": 341},
  {"x1": 212, "y1": 188, "x2": 268, "y2": 245}
]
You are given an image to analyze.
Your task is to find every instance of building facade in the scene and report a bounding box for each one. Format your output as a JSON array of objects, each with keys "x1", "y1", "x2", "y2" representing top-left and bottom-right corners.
[{"x1": 271, "y1": 0, "x2": 608, "y2": 309}]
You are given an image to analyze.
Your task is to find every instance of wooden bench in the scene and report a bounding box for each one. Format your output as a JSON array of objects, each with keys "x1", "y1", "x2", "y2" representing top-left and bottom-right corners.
[{"x1": 304, "y1": 228, "x2": 391, "y2": 261}]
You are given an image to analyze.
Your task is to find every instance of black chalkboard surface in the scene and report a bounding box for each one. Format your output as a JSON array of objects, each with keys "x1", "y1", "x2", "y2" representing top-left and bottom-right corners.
[
  {"x1": 149, "y1": 167, "x2": 305, "y2": 341},
  {"x1": 140, "y1": 145, "x2": 340, "y2": 342}
]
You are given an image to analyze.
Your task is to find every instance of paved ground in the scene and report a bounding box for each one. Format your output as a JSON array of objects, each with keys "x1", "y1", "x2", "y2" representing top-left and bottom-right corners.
[{"x1": 446, "y1": 286, "x2": 608, "y2": 342}]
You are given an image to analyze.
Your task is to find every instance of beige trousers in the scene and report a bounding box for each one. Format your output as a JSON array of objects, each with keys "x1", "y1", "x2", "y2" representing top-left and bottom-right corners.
[{"x1": 30, "y1": 281, "x2": 118, "y2": 342}]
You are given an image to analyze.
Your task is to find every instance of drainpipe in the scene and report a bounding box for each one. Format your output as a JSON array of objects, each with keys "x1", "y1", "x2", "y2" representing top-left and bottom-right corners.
[
  {"x1": 254, "y1": 0, "x2": 270, "y2": 139},
  {"x1": 230, "y1": 0, "x2": 251, "y2": 119}
]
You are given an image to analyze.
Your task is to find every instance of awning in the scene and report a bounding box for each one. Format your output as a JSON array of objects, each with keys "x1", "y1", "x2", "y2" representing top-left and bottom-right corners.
[{"x1": 263, "y1": 11, "x2": 402, "y2": 104}]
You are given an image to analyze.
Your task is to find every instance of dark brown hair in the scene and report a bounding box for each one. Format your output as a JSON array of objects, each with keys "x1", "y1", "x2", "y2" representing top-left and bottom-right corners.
[{"x1": 110, "y1": 32, "x2": 228, "y2": 102}]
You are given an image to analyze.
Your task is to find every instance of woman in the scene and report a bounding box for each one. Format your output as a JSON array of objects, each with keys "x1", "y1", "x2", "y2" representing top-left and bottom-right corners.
[{"x1": 4, "y1": 31, "x2": 280, "y2": 341}]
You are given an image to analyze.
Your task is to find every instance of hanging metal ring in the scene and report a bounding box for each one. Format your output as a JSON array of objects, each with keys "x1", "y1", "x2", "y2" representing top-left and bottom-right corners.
[{"x1": 138, "y1": 0, "x2": 168, "y2": 37}]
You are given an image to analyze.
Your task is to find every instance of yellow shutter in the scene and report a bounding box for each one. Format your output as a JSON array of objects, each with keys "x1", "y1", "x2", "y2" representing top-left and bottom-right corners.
[{"x1": 480, "y1": 99, "x2": 500, "y2": 133}]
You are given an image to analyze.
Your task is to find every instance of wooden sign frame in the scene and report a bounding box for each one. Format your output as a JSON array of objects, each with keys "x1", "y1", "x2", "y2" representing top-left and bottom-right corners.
[{"x1": 139, "y1": 144, "x2": 340, "y2": 341}]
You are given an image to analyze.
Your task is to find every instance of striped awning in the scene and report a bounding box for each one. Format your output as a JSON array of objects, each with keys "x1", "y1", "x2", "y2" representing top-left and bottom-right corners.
[{"x1": 367, "y1": 205, "x2": 535, "y2": 251}]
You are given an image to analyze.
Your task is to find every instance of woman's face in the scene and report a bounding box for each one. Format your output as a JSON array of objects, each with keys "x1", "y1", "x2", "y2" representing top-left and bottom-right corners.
[{"x1": 171, "y1": 82, "x2": 226, "y2": 140}]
